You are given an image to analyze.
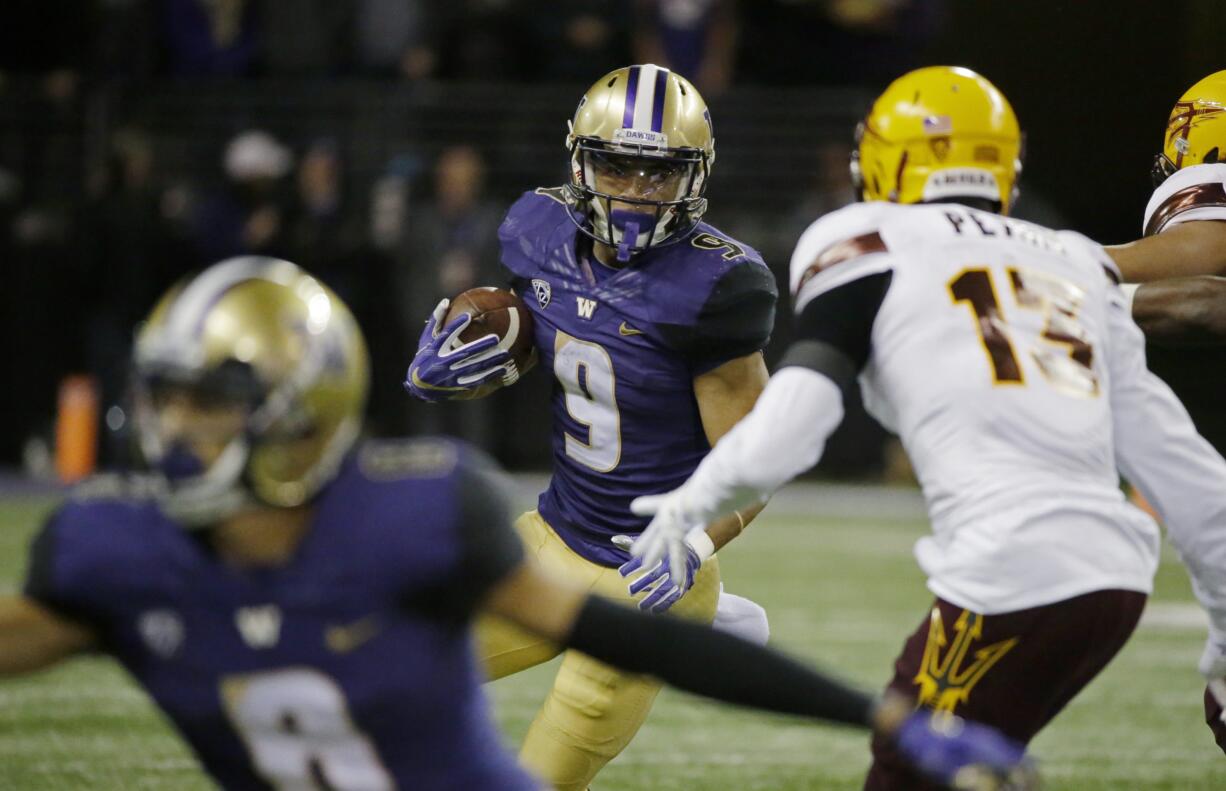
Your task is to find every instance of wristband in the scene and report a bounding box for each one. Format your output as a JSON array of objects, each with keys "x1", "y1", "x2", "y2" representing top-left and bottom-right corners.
[{"x1": 685, "y1": 526, "x2": 716, "y2": 563}]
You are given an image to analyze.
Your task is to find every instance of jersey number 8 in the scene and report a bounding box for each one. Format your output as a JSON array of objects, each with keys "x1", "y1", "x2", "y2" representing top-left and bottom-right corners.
[{"x1": 222, "y1": 668, "x2": 393, "y2": 790}]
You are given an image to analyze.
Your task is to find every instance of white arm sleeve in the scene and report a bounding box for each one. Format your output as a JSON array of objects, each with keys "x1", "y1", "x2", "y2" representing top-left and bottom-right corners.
[
  {"x1": 1107, "y1": 289, "x2": 1226, "y2": 637},
  {"x1": 680, "y1": 366, "x2": 845, "y2": 525}
]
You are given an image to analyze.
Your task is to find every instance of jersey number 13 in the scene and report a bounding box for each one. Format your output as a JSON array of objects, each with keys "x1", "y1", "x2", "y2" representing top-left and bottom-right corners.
[{"x1": 949, "y1": 266, "x2": 1099, "y2": 397}]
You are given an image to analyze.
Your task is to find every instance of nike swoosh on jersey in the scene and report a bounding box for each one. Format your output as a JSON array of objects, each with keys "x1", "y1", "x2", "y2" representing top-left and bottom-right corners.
[
  {"x1": 325, "y1": 615, "x2": 383, "y2": 654},
  {"x1": 618, "y1": 321, "x2": 644, "y2": 336}
]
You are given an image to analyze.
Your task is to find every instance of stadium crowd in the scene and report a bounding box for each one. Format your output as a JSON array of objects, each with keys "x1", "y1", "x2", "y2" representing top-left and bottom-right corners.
[{"x1": 0, "y1": 0, "x2": 942, "y2": 472}]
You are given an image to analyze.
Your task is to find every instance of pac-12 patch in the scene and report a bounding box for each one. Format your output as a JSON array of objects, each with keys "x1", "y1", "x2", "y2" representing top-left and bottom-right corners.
[{"x1": 531, "y1": 278, "x2": 552, "y2": 309}]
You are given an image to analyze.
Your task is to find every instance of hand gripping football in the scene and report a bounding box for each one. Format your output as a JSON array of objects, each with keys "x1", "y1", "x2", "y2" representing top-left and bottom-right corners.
[{"x1": 444, "y1": 287, "x2": 537, "y2": 397}]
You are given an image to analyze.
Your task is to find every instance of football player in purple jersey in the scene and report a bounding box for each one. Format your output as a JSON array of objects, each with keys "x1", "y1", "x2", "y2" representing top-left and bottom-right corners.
[
  {"x1": 405, "y1": 64, "x2": 780, "y2": 788},
  {"x1": 0, "y1": 257, "x2": 1034, "y2": 790}
]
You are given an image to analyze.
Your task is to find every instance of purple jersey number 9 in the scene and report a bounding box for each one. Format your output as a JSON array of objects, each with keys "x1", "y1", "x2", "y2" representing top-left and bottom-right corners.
[{"x1": 554, "y1": 331, "x2": 622, "y2": 472}]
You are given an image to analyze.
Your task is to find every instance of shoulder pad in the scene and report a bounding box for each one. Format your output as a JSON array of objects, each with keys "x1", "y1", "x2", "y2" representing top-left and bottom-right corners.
[
  {"x1": 356, "y1": 438, "x2": 461, "y2": 482},
  {"x1": 636, "y1": 224, "x2": 771, "y2": 330},
  {"x1": 68, "y1": 473, "x2": 164, "y2": 504},
  {"x1": 790, "y1": 204, "x2": 897, "y2": 306},
  {"x1": 1144, "y1": 163, "x2": 1226, "y2": 236},
  {"x1": 498, "y1": 188, "x2": 579, "y2": 279}
]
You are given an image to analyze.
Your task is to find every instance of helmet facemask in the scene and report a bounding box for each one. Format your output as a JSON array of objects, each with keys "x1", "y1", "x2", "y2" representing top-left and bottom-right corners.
[
  {"x1": 132, "y1": 257, "x2": 369, "y2": 528},
  {"x1": 567, "y1": 133, "x2": 709, "y2": 262},
  {"x1": 133, "y1": 360, "x2": 264, "y2": 527}
]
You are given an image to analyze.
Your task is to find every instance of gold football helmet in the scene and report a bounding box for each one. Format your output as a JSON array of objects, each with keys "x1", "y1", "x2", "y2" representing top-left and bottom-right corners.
[
  {"x1": 133, "y1": 256, "x2": 369, "y2": 525},
  {"x1": 852, "y1": 66, "x2": 1023, "y2": 213},
  {"x1": 1153, "y1": 70, "x2": 1226, "y2": 185},
  {"x1": 565, "y1": 64, "x2": 715, "y2": 261}
]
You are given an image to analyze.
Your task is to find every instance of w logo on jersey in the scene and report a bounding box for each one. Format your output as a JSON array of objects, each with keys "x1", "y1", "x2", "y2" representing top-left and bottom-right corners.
[
  {"x1": 531, "y1": 279, "x2": 551, "y2": 309},
  {"x1": 576, "y1": 297, "x2": 597, "y2": 319},
  {"x1": 236, "y1": 605, "x2": 283, "y2": 649},
  {"x1": 138, "y1": 609, "x2": 184, "y2": 658}
]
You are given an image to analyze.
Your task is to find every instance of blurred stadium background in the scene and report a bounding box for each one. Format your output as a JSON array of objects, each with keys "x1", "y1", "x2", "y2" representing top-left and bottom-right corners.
[{"x1": 1, "y1": 0, "x2": 1224, "y2": 787}]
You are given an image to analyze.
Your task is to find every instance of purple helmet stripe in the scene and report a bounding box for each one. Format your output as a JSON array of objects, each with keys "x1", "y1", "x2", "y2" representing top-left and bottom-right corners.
[
  {"x1": 651, "y1": 68, "x2": 668, "y2": 132},
  {"x1": 623, "y1": 66, "x2": 641, "y2": 130}
]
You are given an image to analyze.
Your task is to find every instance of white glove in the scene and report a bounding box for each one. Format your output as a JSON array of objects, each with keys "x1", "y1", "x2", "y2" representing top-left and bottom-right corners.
[
  {"x1": 1199, "y1": 630, "x2": 1226, "y2": 697},
  {"x1": 629, "y1": 488, "x2": 702, "y2": 592},
  {"x1": 612, "y1": 529, "x2": 714, "y2": 613},
  {"x1": 1199, "y1": 629, "x2": 1226, "y2": 678}
]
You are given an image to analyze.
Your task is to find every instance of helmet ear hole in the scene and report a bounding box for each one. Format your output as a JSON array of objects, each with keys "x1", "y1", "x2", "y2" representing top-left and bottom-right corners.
[{"x1": 1206, "y1": 147, "x2": 1221, "y2": 164}]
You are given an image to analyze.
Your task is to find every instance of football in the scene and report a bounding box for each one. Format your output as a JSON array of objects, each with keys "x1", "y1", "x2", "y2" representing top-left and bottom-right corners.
[{"x1": 443, "y1": 287, "x2": 536, "y2": 398}]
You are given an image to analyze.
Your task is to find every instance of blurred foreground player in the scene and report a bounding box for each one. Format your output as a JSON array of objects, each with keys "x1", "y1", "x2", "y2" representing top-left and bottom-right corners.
[
  {"x1": 1104, "y1": 70, "x2": 1226, "y2": 753},
  {"x1": 0, "y1": 257, "x2": 1033, "y2": 790},
  {"x1": 405, "y1": 65, "x2": 778, "y2": 788},
  {"x1": 630, "y1": 67, "x2": 1226, "y2": 788}
]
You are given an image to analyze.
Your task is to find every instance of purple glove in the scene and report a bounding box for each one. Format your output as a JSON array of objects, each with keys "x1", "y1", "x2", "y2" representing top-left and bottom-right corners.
[
  {"x1": 895, "y1": 709, "x2": 1037, "y2": 790},
  {"x1": 613, "y1": 533, "x2": 704, "y2": 613},
  {"x1": 403, "y1": 299, "x2": 516, "y2": 403}
]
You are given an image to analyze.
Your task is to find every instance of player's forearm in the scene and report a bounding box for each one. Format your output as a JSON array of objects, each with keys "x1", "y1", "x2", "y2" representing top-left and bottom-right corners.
[
  {"x1": 704, "y1": 501, "x2": 765, "y2": 551},
  {"x1": 0, "y1": 597, "x2": 94, "y2": 675},
  {"x1": 681, "y1": 368, "x2": 844, "y2": 526},
  {"x1": 1107, "y1": 221, "x2": 1226, "y2": 282},
  {"x1": 564, "y1": 595, "x2": 876, "y2": 728},
  {"x1": 1131, "y1": 277, "x2": 1226, "y2": 344}
]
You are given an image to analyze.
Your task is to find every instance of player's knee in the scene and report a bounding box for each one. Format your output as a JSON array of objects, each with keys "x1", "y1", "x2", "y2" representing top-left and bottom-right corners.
[{"x1": 713, "y1": 590, "x2": 770, "y2": 645}]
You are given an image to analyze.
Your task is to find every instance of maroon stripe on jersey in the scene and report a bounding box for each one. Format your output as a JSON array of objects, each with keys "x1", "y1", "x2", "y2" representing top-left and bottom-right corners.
[
  {"x1": 795, "y1": 232, "x2": 888, "y2": 293},
  {"x1": 1144, "y1": 182, "x2": 1226, "y2": 237}
]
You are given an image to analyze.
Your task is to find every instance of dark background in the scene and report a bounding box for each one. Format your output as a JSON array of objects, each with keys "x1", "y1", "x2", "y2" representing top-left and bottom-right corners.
[{"x1": 0, "y1": 0, "x2": 1220, "y2": 477}]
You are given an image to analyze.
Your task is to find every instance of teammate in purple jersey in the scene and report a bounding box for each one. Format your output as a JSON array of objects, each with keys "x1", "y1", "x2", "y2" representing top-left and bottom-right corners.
[
  {"x1": 405, "y1": 65, "x2": 778, "y2": 788},
  {"x1": 0, "y1": 257, "x2": 1035, "y2": 791},
  {"x1": 500, "y1": 184, "x2": 775, "y2": 566}
]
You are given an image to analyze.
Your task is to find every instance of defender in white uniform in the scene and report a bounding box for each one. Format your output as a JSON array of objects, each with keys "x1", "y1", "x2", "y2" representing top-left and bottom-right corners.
[
  {"x1": 1108, "y1": 71, "x2": 1226, "y2": 343},
  {"x1": 1107, "y1": 70, "x2": 1226, "y2": 753},
  {"x1": 630, "y1": 67, "x2": 1226, "y2": 789}
]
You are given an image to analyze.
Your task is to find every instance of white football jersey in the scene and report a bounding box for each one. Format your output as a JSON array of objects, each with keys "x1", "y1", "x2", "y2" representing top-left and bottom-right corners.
[
  {"x1": 788, "y1": 201, "x2": 1226, "y2": 618},
  {"x1": 1143, "y1": 162, "x2": 1226, "y2": 236}
]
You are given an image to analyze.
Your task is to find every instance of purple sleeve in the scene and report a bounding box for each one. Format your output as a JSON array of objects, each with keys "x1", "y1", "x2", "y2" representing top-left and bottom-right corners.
[
  {"x1": 23, "y1": 511, "x2": 102, "y2": 629},
  {"x1": 662, "y1": 261, "x2": 778, "y2": 374}
]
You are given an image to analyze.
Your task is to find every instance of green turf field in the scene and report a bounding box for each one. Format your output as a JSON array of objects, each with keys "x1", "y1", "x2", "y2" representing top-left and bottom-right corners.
[{"x1": 0, "y1": 487, "x2": 1222, "y2": 790}]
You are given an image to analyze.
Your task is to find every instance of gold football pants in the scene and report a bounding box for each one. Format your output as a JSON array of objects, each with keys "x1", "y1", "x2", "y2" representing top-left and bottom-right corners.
[{"x1": 476, "y1": 510, "x2": 721, "y2": 791}]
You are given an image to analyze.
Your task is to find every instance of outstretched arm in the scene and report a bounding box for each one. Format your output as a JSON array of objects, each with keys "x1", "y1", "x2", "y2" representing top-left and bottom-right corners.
[
  {"x1": 486, "y1": 558, "x2": 876, "y2": 724},
  {"x1": 693, "y1": 351, "x2": 771, "y2": 548},
  {"x1": 1107, "y1": 220, "x2": 1226, "y2": 282},
  {"x1": 613, "y1": 351, "x2": 771, "y2": 614},
  {"x1": 640, "y1": 365, "x2": 844, "y2": 551},
  {"x1": 618, "y1": 356, "x2": 828, "y2": 614},
  {"x1": 1128, "y1": 276, "x2": 1226, "y2": 344},
  {"x1": 0, "y1": 596, "x2": 94, "y2": 675},
  {"x1": 1104, "y1": 282, "x2": 1226, "y2": 696},
  {"x1": 483, "y1": 558, "x2": 1034, "y2": 788}
]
